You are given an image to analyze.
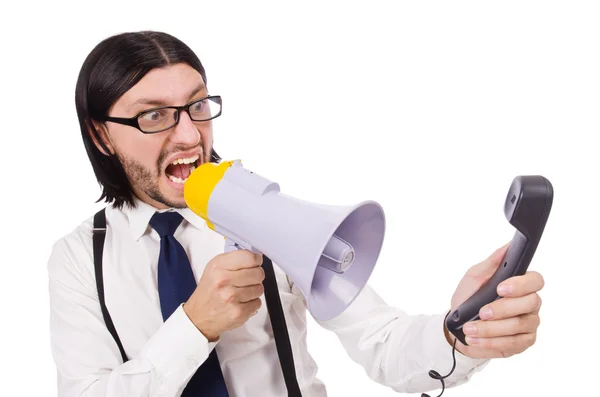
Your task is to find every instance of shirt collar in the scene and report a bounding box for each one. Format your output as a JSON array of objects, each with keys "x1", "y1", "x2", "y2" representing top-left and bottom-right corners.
[
  {"x1": 122, "y1": 195, "x2": 207, "y2": 241},
  {"x1": 180, "y1": 207, "x2": 209, "y2": 231}
]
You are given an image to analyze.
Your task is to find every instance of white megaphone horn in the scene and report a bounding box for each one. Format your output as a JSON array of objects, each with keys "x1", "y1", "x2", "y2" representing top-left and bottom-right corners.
[{"x1": 183, "y1": 159, "x2": 386, "y2": 321}]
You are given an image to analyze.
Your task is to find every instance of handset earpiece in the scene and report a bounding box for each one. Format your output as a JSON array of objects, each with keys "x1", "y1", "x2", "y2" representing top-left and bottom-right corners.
[{"x1": 445, "y1": 175, "x2": 553, "y2": 346}]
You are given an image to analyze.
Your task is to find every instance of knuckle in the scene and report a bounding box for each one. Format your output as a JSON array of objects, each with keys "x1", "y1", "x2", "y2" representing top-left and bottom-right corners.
[
  {"x1": 221, "y1": 289, "x2": 236, "y2": 303},
  {"x1": 530, "y1": 314, "x2": 541, "y2": 329},
  {"x1": 536, "y1": 271, "x2": 545, "y2": 288},
  {"x1": 532, "y1": 293, "x2": 542, "y2": 310},
  {"x1": 487, "y1": 302, "x2": 502, "y2": 318},
  {"x1": 232, "y1": 250, "x2": 249, "y2": 263},
  {"x1": 231, "y1": 306, "x2": 244, "y2": 321},
  {"x1": 216, "y1": 253, "x2": 231, "y2": 266},
  {"x1": 473, "y1": 322, "x2": 488, "y2": 337},
  {"x1": 244, "y1": 250, "x2": 257, "y2": 262},
  {"x1": 208, "y1": 259, "x2": 220, "y2": 272},
  {"x1": 515, "y1": 315, "x2": 526, "y2": 330},
  {"x1": 214, "y1": 274, "x2": 229, "y2": 289},
  {"x1": 255, "y1": 284, "x2": 265, "y2": 297},
  {"x1": 251, "y1": 268, "x2": 263, "y2": 282},
  {"x1": 238, "y1": 251, "x2": 257, "y2": 268},
  {"x1": 507, "y1": 336, "x2": 520, "y2": 351},
  {"x1": 479, "y1": 337, "x2": 493, "y2": 349}
]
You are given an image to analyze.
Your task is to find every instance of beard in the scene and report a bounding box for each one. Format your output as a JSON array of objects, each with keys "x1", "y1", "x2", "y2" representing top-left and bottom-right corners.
[{"x1": 118, "y1": 140, "x2": 208, "y2": 209}]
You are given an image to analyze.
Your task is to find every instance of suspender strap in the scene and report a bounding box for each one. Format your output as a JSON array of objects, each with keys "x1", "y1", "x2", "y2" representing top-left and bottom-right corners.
[
  {"x1": 93, "y1": 208, "x2": 129, "y2": 363},
  {"x1": 262, "y1": 255, "x2": 303, "y2": 396},
  {"x1": 92, "y1": 208, "x2": 302, "y2": 395}
]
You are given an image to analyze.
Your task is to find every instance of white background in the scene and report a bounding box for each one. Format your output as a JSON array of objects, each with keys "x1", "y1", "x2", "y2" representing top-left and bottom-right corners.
[{"x1": 1, "y1": 1, "x2": 598, "y2": 396}]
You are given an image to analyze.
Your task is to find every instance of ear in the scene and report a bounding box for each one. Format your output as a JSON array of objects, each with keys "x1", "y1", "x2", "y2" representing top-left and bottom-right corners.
[{"x1": 88, "y1": 121, "x2": 115, "y2": 156}]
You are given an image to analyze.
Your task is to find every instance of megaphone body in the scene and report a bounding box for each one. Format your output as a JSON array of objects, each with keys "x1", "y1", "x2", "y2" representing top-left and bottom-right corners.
[{"x1": 184, "y1": 160, "x2": 386, "y2": 321}]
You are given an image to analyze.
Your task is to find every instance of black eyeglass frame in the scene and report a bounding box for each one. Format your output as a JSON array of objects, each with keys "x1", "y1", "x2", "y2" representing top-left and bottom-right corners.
[{"x1": 102, "y1": 95, "x2": 222, "y2": 134}]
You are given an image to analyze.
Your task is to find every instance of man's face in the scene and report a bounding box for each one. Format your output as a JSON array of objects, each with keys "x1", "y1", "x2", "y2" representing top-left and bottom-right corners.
[{"x1": 98, "y1": 63, "x2": 214, "y2": 209}]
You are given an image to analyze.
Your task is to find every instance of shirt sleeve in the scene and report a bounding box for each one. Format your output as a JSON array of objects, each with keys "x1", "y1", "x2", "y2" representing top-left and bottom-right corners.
[
  {"x1": 47, "y1": 236, "x2": 217, "y2": 397},
  {"x1": 312, "y1": 283, "x2": 490, "y2": 394}
]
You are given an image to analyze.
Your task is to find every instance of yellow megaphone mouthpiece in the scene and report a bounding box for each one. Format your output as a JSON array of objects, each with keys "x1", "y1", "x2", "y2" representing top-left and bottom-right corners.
[{"x1": 183, "y1": 160, "x2": 236, "y2": 229}]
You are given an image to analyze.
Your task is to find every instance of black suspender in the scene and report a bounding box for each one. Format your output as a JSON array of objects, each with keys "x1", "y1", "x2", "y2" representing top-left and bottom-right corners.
[
  {"x1": 261, "y1": 255, "x2": 302, "y2": 396},
  {"x1": 92, "y1": 208, "x2": 302, "y2": 396},
  {"x1": 93, "y1": 208, "x2": 129, "y2": 363}
]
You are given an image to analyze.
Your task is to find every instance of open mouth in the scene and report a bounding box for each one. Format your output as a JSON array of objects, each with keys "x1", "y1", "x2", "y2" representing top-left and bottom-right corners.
[{"x1": 165, "y1": 154, "x2": 200, "y2": 184}]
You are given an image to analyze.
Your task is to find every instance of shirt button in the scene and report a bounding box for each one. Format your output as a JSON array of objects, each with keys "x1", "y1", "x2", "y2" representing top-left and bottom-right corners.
[{"x1": 189, "y1": 358, "x2": 199, "y2": 367}]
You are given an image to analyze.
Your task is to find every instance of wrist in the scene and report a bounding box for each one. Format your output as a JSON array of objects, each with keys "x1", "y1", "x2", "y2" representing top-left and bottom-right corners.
[
  {"x1": 443, "y1": 310, "x2": 454, "y2": 346},
  {"x1": 183, "y1": 302, "x2": 220, "y2": 342},
  {"x1": 443, "y1": 310, "x2": 469, "y2": 356}
]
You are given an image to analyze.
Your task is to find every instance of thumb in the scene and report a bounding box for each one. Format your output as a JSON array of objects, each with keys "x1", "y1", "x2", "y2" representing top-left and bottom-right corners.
[{"x1": 466, "y1": 242, "x2": 510, "y2": 279}]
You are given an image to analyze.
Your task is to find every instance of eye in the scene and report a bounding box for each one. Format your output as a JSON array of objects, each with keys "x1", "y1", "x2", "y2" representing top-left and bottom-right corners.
[
  {"x1": 139, "y1": 109, "x2": 169, "y2": 123},
  {"x1": 191, "y1": 100, "x2": 204, "y2": 112}
]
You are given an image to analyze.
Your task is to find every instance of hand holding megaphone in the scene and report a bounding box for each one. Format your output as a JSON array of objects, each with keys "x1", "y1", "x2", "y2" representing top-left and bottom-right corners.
[
  {"x1": 183, "y1": 249, "x2": 265, "y2": 342},
  {"x1": 184, "y1": 159, "x2": 386, "y2": 321}
]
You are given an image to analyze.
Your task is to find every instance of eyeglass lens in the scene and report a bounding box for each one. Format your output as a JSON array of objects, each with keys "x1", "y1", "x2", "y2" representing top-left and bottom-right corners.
[{"x1": 138, "y1": 97, "x2": 221, "y2": 132}]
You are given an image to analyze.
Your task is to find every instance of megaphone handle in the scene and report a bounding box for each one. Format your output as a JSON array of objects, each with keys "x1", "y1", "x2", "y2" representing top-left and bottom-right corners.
[{"x1": 261, "y1": 254, "x2": 303, "y2": 397}]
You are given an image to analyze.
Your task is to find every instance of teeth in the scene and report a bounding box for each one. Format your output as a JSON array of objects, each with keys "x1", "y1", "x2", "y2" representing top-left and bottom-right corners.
[
  {"x1": 171, "y1": 154, "x2": 199, "y2": 165},
  {"x1": 168, "y1": 175, "x2": 187, "y2": 184},
  {"x1": 166, "y1": 154, "x2": 198, "y2": 184}
]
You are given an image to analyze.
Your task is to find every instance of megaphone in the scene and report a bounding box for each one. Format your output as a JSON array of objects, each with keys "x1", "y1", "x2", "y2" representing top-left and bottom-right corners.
[{"x1": 183, "y1": 159, "x2": 386, "y2": 321}]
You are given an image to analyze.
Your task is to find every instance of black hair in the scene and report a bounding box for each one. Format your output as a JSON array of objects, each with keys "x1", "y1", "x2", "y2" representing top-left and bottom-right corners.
[{"x1": 75, "y1": 30, "x2": 220, "y2": 209}]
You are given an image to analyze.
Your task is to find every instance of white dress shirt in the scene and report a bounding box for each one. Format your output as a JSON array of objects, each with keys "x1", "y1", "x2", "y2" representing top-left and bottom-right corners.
[{"x1": 47, "y1": 196, "x2": 489, "y2": 397}]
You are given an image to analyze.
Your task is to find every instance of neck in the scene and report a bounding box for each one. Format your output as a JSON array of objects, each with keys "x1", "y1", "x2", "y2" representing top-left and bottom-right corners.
[{"x1": 132, "y1": 189, "x2": 182, "y2": 211}]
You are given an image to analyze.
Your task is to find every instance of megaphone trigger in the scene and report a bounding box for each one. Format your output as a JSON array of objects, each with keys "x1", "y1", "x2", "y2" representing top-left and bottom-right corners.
[{"x1": 224, "y1": 236, "x2": 260, "y2": 255}]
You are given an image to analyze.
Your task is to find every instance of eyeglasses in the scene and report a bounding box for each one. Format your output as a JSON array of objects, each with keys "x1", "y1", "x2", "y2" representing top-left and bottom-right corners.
[{"x1": 103, "y1": 95, "x2": 222, "y2": 134}]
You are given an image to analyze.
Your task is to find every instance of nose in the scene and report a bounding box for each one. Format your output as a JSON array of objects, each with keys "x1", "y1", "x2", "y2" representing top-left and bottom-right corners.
[{"x1": 170, "y1": 109, "x2": 201, "y2": 146}]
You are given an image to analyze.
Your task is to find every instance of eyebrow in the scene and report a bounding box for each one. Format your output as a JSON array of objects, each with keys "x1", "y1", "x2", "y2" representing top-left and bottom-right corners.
[{"x1": 127, "y1": 82, "x2": 207, "y2": 111}]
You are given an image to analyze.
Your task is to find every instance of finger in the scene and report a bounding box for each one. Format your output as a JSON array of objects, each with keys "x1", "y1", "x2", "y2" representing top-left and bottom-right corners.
[
  {"x1": 480, "y1": 293, "x2": 542, "y2": 320},
  {"x1": 221, "y1": 284, "x2": 264, "y2": 304},
  {"x1": 229, "y1": 267, "x2": 266, "y2": 287},
  {"x1": 248, "y1": 297, "x2": 262, "y2": 313},
  {"x1": 464, "y1": 332, "x2": 537, "y2": 354},
  {"x1": 462, "y1": 314, "x2": 540, "y2": 338},
  {"x1": 229, "y1": 298, "x2": 263, "y2": 323},
  {"x1": 466, "y1": 242, "x2": 510, "y2": 279},
  {"x1": 497, "y1": 271, "x2": 545, "y2": 298},
  {"x1": 234, "y1": 284, "x2": 265, "y2": 303},
  {"x1": 220, "y1": 250, "x2": 263, "y2": 270},
  {"x1": 237, "y1": 298, "x2": 262, "y2": 318},
  {"x1": 487, "y1": 241, "x2": 511, "y2": 262}
]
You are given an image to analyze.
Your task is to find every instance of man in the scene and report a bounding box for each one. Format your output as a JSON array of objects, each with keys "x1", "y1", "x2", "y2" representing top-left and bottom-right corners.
[{"x1": 47, "y1": 30, "x2": 544, "y2": 397}]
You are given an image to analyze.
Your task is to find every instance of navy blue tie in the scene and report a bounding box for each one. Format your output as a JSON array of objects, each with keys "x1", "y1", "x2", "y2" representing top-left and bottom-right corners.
[{"x1": 150, "y1": 211, "x2": 229, "y2": 397}]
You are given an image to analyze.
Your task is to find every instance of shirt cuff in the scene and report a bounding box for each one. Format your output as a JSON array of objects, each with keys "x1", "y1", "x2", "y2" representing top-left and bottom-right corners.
[
  {"x1": 140, "y1": 304, "x2": 218, "y2": 393},
  {"x1": 423, "y1": 313, "x2": 490, "y2": 387}
]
